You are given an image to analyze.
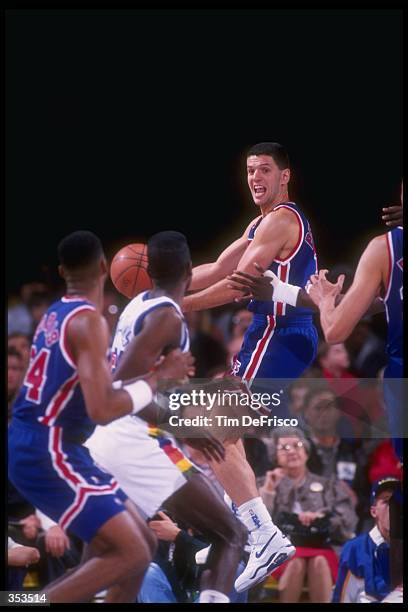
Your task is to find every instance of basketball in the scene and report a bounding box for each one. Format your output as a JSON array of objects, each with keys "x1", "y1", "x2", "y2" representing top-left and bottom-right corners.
[{"x1": 110, "y1": 243, "x2": 152, "y2": 299}]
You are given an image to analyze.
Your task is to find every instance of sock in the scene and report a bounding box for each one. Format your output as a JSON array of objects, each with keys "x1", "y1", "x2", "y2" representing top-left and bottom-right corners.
[
  {"x1": 199, "y1": 590, "x2": 230, "y2": 603},
  {"x1": 238, "y1": 496, "x2": 275, "y2": 532},
  {"x1": 223, "y1": 492, "x2": 240, "y2": 517}
]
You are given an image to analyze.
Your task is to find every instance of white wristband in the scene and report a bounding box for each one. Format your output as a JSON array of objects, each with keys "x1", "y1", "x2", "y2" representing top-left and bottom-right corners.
[
  {"x1": 264, "y1": 270, "x2": 300, "y2": 307},
  {"x1": 122, "y1": 380, "x2": 153, "y2": 415}
]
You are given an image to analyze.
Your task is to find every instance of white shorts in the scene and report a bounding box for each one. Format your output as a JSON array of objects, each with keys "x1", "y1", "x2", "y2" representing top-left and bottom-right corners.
[{"x1": 85, "y1": 415, "x2": 193, "y2": 518}]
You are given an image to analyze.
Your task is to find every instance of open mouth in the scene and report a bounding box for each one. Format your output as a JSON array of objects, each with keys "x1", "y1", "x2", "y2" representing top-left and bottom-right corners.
[{"x1": 253, "y1": 185, "x2": 266, "y2": 198}]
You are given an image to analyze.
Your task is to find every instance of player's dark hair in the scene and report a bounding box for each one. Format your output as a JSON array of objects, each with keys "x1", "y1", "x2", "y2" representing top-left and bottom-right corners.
[
  {"x1": 58, "y1": 231, "x2": 104, "y2": 270},
  {"x1": 147, "y1": 231, "x2": 191, "y2": 285},
  {"x1": 246, "y1": 142, "x2": 289, "y2": 170}
]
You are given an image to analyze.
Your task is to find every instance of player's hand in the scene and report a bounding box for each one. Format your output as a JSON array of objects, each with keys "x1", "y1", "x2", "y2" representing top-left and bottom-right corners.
[
  {"x1": 45, "y1": 525, "x2": 70, "y2": 558},
  {"x1": 148, "y1": 511, "x2": 181, "y2": 542},
  {"x1": 227, "y1": 262, "x2": 274, "y2": 302},
  {"x1": 262, "y1": 468, "x2": 285, "y2": 492},
  {"x1": 297, "y1": 510, "x2": 325, "y2": 526},
  {"x1": 20, "y1": 514, "x2": 41, "y2": 541},
  {"x1": 382, "y1": 205, "x2": 403, "y2": 228},
  {"x1": 8, "y1": 545, "x2": 41, "y2": 567},
  {"x1": 183, "y1": 432, "x2": 226, "y2": 463},
  {"x1": 156, "y1": 349, "x2": 195, "y2": 386},
  {"x1": 308, "y1": 270, "x2": 345, "y2": 306}
]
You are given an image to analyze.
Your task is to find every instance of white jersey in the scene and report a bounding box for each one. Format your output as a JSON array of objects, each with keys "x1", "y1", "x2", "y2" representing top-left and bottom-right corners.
[
  {"x1": 110, "y1": 290, "x2": 190, "y2": 373},
  {"x1": 85, "y1": 290, "x2": 194, "y2": 517}
]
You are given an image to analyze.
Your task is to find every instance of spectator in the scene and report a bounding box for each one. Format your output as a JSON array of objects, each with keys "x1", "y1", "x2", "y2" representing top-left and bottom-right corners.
[
  {"x1": 8, "y1": 333, "x2": 31, "y2": 372},
  {"x1": 8, "y1": 282, "x2": 52, "y2": 337},
  {"x1": 185, "y1": 311, "x2": 227, "y2": 377},
  {"x1": 139, "y1": 511, "x2": 247, "y2": 604},
  {"x1": 7, "y1": 348, "x2": 25, "y2": 422},
  {"x1": 258, "y1": 427, "x2": 357, "y2": 603},
  {"x1": 229, "y1": 308, "x2": 253, "y2": 339},
  {"x1": 345, "y1": 321, "x2": 387, "y2": 378},
  {"x1": 7, "y1": 536, "x2": 40, "y2": 591},
  {"x1": 332, "y1": 477, "x2": 400, "y2": 602},
  {"x1": 367, "y1": 440, "x2": 402, "y2": 484},
  {"x1": 317, "y1": 342, "x2": 368, "y2": 437},
  {"x1": 302, "y1": 383, "x2": 370, "y2": 528}
]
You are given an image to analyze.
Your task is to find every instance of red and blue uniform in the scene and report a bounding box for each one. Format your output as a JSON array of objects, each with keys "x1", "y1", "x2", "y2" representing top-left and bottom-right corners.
[
  {"x1": 231, "y1": 202, "x2": 318, "y2": 387},
  {"x1": 382, "y1": 227, "x2": 403, "y2": 462},
  {"x1": 8, "y1": 296, "x2": 128, "y2": 543}
]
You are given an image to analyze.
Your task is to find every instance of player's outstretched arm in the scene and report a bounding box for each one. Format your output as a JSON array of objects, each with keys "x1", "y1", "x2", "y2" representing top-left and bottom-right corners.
[
  {"x1": 183, "y1": 210, "x2": 291, "y2": 311},
  {"x1": 67, "y1": 310, "x2": 193, "y2": 425},
  {"x1": 313, "y1": 236, "x2": 386, "y2": 343},
  {"x1": 189, "y1": 234, "x2": 249, "y2": 292}
]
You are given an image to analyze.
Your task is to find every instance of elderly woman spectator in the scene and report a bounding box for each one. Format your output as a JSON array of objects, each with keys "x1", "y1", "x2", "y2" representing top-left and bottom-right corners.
[{"x1": 258, "y1": 427, "x2": 357, "y2": 603}]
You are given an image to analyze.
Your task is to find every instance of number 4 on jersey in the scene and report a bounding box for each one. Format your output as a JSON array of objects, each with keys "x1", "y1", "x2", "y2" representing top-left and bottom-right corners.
[{"x1": 24, "y1": 347, "x2": 51, "y2": 403}]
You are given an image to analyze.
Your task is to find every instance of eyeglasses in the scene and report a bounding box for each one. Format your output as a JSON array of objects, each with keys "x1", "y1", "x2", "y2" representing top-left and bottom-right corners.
[{"x1": 276, "y1": 441, "x2": 305, "y2": 453}]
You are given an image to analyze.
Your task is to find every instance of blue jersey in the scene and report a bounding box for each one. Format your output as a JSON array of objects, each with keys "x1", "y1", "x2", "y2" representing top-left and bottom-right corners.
[
  {"x1": 247, "y1": 202, "x2": 318, "y2": 318},
  {"x1": 383, "y1": 227, "x2": 403, "y2": 361},
  {"x1": 12, "y1": 296, "x2": 96, "y2": 439}
]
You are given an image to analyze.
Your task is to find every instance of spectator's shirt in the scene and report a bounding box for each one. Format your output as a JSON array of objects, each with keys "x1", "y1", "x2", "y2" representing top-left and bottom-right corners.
[{"x1": 332, "y1": 526, "x2": 390, "y2": 602}]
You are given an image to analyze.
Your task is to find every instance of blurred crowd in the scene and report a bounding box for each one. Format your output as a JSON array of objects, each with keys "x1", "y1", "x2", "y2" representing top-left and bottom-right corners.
[{"x1": 7, "y1": 275, "x2": 402, "y2": 603}]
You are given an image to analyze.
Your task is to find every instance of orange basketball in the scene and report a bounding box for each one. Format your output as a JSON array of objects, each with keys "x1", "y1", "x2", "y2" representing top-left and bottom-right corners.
[{"x1": 110, "y1": 243, "x2": 152, "y2": 299}]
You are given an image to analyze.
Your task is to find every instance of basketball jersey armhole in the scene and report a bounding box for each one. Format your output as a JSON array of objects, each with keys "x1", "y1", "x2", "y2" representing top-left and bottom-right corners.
[
  {"x1": 59, "y1": 305, "x2": 96, "y2": 368},
  {"x1": 272, "y1": 204, "x2": 304, "y2": 263}
]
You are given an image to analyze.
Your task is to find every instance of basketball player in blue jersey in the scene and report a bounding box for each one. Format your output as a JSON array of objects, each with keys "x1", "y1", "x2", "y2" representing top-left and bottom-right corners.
[
  {"x1": 87, "y1": 231, "x2": 247, "y2": 604},
  {"x1": 8, "y1": 231, "x2": 194, "y2": 603},
  {"x1": 181, "y1": 142, "x2": 319, "y2": 591},
  {"x1": 231, "y1": 187, "x2": 404, "y2": 597}
]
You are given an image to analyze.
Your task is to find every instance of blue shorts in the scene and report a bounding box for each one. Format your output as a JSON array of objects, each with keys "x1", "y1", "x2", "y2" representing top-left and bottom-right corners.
[
  {"x1": 230, "y1": 315, "x2": 318, "y2": 420},
  {"x1": 231, "y1": 314, "x2": 318, "y2": 381},
  {"x1": 8, "y1": 419, "x2": 128, "y2": 543},
  {"x1": 383, "y1": 357, "x2": 404, "y2": 463}
]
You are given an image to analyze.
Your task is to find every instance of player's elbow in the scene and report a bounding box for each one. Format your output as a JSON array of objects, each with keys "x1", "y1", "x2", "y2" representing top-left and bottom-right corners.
[{"x1": 88, "y1": 409, "x2": 112, "y2": 426}]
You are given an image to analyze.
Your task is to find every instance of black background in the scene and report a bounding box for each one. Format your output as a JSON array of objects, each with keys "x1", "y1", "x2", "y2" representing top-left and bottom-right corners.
[{"x1": 6, "y1": 8, "x2": 402, "y2": 294}]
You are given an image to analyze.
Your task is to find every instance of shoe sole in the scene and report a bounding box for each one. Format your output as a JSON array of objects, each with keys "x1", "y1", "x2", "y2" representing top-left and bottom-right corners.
[{"x1": 235, "y1": 546, "x2": 296, "y2": 593}]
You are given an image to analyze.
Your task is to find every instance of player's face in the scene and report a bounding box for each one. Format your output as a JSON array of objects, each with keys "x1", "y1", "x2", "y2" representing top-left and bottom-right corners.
[
  {"x1": 247, "y1": 155, "x2": 289, "y2": 207},
  {"x1": 371, "y1": 490, "x2": 393, "y2": 541}
]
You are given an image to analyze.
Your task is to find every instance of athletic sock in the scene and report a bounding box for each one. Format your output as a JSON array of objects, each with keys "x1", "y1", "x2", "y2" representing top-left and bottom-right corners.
[
  {"x1": 238, "y1": 496, "x2": 275, "y2": 532},
  {"x1": 223, "y1": 492, "x2": 240, "y2": 517},
  {"x1": 199, "y1": 590, "x2": 230, "y2": 603}
]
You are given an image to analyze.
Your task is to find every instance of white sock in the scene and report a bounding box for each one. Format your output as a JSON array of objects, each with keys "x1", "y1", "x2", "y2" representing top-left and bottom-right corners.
[
  {"x1": 199, "y1": 590, "x2": 230, "y2": 603},
  {"x1": 238, "y1": 496, "x2": 274, "y2": 532},
  {"x1": 223, "y1": 492, "x2": 240, "y2": 517}
]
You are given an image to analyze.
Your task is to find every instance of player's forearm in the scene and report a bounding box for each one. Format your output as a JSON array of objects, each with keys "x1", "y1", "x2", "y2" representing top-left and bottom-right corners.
[
  {"x1": 88, "y1": 373, "x2": 159, "y2": 425},
  {"x1": 318, "y1": 296, "x2": 349, "y2": 343},
  {"x1": 183, "y1": 278, "x2": 242, "y2": 312},
  {"x1": 189, "y1": 263, "x2": 221, "y2": 291}
]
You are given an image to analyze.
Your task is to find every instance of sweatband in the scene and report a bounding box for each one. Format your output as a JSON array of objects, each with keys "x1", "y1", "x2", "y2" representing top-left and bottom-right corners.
[
  {"x1": 119, "y1": 379, "x2": 153, "y2": 415},
  {"x1": 263, "y1": 269, "x2": 300, "y2": 307}
]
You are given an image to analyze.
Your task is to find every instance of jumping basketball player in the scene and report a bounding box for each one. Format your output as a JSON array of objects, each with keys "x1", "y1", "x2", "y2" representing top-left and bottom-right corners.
[
  {"x1": 86, "y1": 231, "x2": 247, "y2": 604},
  {"x1": 180, "y1": 142, "x2": 318, "y2": 591},
  {"x1": 8, "y1": 231, "x2": 193, "y2": 603}
]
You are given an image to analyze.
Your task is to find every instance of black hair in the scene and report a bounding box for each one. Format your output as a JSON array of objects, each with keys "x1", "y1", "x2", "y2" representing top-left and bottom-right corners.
[
  {"x1": 8, "y1": 332, "x2": 30, "y2": 342},
  {"x1": 246, "y1": 142, "x2": 289, "y2": 170},
  {"x1": 147, "y1": 231, "x2": 191, "y2": 285},
  {"x1": 58, "y1": 231, "x2": 104, "y2": 270}
]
